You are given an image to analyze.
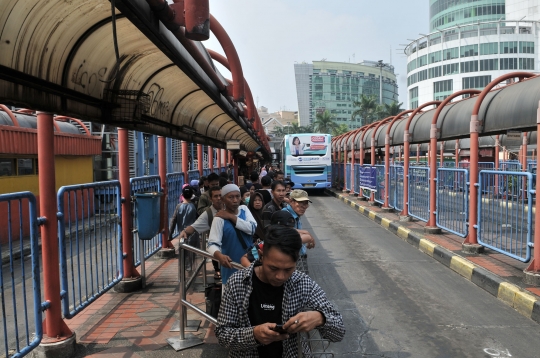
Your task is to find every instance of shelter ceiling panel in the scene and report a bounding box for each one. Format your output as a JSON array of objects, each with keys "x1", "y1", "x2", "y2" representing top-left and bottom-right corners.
[
  {"x1": 409, "y1": 110, "x2": 435, "y2": 144},
  {"x1": 387, "y1": 116, "x2": 409, "y2": 146},
  {"x1": 374, "y1": 125, "x2": 386, "y2": 147},
  {"x1": 361, "y1": 127, "x2": 375, "y2": 148},
  {"x1": 439, "y1": 96, "x2": 478, "y2": 139},
  {"x1": 345, "y1": 132, "x2": 355, "y2": 150}
]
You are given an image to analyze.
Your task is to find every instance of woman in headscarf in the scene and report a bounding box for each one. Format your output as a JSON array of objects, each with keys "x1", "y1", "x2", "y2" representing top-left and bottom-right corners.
[{"x1": 247, "y1": 191, "x2": 265, "y2": 243}]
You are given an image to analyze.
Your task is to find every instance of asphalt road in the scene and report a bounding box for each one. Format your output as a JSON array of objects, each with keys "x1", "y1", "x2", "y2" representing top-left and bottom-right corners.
[{"x1": 303, "y1": 193, "x2": 540, "y2": 358}]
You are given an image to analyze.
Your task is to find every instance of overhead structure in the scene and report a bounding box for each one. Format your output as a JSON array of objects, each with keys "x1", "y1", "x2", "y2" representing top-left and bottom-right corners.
[{"x1": 0, "y1": 0, "x2": 270, "y2": 157}]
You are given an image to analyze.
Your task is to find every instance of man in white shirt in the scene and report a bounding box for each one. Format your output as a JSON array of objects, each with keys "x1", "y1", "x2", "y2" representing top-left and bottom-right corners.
[{"x1": 207, "y1": 184, "x2": 257, "y2": 284}]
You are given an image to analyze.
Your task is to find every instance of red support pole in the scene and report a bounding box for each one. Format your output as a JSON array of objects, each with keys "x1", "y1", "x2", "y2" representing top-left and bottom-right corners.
[
  {"x1": 197, "y1": 144, "x2": 204, "y2": 177},
  {"x1": 119, "y1": 128, "x2": 140, "y2": 279},
  {"x1": 232, "y1": 156, "x2": 238, "y2": 185},
  {"x1": 525, "y1": 100, "x2": 540, "y2": 277},
  {"x1": 522, "y1": 134, "x2": 527, "y2": 171},
  {"x1": 495, "y1": 135, "x2": 500, "y2": 195},
  {"x1": 343, "y1": 146, "x2": 348, "y2": 192},
  {"x1": 158, "y1": 136, "x2": 173, "y2": 250},
  {"x1": 217, "y1": 148, "x2": 222, "y2": 171},
  {"x1": 455, "y1": 141, "x2": 459, "y2": 167},
  {"x1": 37, "y1": 112, "x2": 73, "y2": 339},
  {"x1": 208, "y1": 146, "x2": 214, "y2": 171},
  {"x1": 440, "y1": 142, "x2": 444, "y2": 166},
  {"x1": 182, "y1": 141, "x2": 189, "y2": 183},
  {"x1": 370, "y1": 117, "x2": 394, "y2": 202}
]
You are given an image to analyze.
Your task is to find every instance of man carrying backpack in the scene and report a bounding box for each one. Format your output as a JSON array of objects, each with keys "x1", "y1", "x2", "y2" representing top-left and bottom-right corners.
[{"x1": 197, "y1": 173, "x2": 221, "y2": 216}]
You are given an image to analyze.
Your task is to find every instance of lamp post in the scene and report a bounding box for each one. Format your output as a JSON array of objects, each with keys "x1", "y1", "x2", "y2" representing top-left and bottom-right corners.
[{"x1": 375, "y1": 60, "x2": 389, "y2": 105}]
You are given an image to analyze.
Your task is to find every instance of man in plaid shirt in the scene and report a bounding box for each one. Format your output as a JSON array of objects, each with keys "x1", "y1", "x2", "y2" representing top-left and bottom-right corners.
[{"x1": 215, "y1": 225, "x2": 345, "y2": 357}]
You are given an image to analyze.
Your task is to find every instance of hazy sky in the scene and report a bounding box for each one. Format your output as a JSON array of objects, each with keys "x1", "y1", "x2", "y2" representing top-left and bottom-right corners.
[{"x1": 202, "y1": 0, "x2": 429, "y2": 112}]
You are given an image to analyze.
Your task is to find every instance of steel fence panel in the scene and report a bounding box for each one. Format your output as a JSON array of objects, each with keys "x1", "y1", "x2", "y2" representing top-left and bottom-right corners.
[
  {"x1": 501, "y1": 161, "x2": 522, "y2": 172},
  {"x1": 203, "y1": 168, "x2": 211, "y2": 177},
  {"x1": 442, "y1": 162, "x2": 456, "y2": 168},
  {"x1": 478, "y1": 170, "x2": 533, "y2": 262},
  {"x1": 167, "y1": 173, "x2": 185, "y2": 240},
  {"x1": 392, "y1": 165, "x2": 404, "y2": 211},
  {"x1": 345, "y1": 164, "x2": 351, "y2": 191},
  {"x1": 187, "y1": 170, "x2": 199, "y2": 183},
  {"x1": 57, "y1": 181, "x2": 123, "y2": 319},
  {"x1": 458, "y1": 161, "x2": 494, "y2": 170},
  {"x1": 374, "y1": 165, "x2": 385, "y2": 204},
  {"x1": 361, "y1": 164, "x2": 372, "y2": 199},
  {"x1": 436, "y1": 168, "x2": 468, "y2": 237},
  {"x1": 0, "y1": 192, "x2": 43, "y2": 358},
  {"x1": 130, "y1": 176, "x2": 163, "y2": 267},
  {"x1": 408, "y1": 166, "x2": 430, "y2": 222},
  {"x1": 353, "y1": 164, "x2": 360, "y2": 194}
]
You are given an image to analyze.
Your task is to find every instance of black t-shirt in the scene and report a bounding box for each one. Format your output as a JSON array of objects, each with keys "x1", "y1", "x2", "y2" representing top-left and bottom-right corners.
[{"x1": 248, "y1": 266, "x2": 285, "y2": 358}]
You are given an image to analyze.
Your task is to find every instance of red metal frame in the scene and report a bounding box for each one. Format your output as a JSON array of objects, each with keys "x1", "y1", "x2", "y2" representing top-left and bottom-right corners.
[
  {"x1": 197, "y1": 144, "x2": 204, "y2": 177},
  {"x1": 158, "y1": 136, "x2": 173, "y2": 249},
  {"x1": 370, "y1": 117, "x2": 394, "y2": 201}
]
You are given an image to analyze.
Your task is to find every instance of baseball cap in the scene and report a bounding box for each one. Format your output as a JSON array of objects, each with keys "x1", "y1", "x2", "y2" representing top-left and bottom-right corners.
[
  {"x1": 270, "y1": 210, "x2": 296, "y2": 227},
  {"x1": 289, "y1": 189, "x2": 312, "y2": 203}
]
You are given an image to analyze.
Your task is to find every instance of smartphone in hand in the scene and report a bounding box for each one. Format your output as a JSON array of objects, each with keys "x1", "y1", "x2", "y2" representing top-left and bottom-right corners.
[{"x1": 271, "y1": 324, "x2": 287, "y2": 334}]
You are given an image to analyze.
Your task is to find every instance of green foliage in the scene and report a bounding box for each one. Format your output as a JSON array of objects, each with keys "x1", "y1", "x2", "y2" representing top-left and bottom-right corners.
[
  {"x1": 332, "y1": 124, "x2": 349, "y2": 136},
  {"x1": 313, "y1": 110, "x2": 338, "y2": 134},
  {"x1": 351, "y1": 94, "x2": 403, "y2": 125}
]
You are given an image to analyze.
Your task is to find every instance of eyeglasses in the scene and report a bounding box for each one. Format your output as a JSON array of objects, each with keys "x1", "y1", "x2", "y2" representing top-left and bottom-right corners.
[{"x1": 293, "y1": 200, "x2": 310, "y2": 207}]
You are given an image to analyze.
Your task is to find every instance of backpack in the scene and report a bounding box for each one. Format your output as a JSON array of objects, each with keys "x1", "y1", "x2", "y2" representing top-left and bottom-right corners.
[{"x1": 206, "y1": 206, "x2": 214, "y2": 228}]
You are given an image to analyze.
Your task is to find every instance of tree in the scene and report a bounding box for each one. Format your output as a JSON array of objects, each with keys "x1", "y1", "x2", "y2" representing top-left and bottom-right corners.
[
  {"x1": 332, "y1": 124, "x2": 349, "y2": 136},
  {"x1": 377, "y1": 101, "x2": 404, "y2": 119},
  {"x1": 312, "y1": 110, "x2": 337, "y2": 134},
  {"x1": 351, "y1": 94, "x2": 378, "y2": 125}
]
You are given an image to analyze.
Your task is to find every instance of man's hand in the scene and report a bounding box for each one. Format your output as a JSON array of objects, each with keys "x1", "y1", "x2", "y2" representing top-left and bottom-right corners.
[
  {"x1": 179, "y1": 230, "x2": 188, "y2": 240},
  {"x1": 214, "y1": 251, "x2": 233, "y2": 268},
  {"x1": 299, "y1": 231, "x2": 315, "y2": 249},
  {"x1": 253, "y1": 323, "x2": 289, "y2": 345},
  {"x1": 282, "y1": 311, "x2": 325, "y2": 334},
  {"x1": 215, "y1": 210, "x2": 236, "y2": 222}
]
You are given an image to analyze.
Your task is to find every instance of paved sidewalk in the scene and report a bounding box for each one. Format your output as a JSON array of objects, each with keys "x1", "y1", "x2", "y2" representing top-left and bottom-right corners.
[
  {"x1": 68, "y1": 239, "x2": 228, "y2": 358},
  {"x1": 326, "y1": 189, "x2": 540, "y2": 324}
]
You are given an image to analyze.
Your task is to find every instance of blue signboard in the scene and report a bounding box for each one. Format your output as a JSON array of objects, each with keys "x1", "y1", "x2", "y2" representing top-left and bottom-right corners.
[{"x1": 359, "y1": 166, "x2": 377, "y2": 191}]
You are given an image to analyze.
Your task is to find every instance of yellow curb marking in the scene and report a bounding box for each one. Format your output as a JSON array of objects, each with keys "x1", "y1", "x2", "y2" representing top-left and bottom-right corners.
[
  {"x1": 513, "y1": 291, "x2": 537, "y2": 317},
  {"x1": 381, "y1": 217, "x2": 391, "y2": 228},
  {"x1": 449, "y1": 256, "x2": 475, "y2": 280},
  {"x1": 358, "y1": 206, "x2": 365, "y2": 214},
  {"x1": 368, "y1": 211, "x2": 376, "y2": 220},
  {"x1": 396, "y1": 226, "x2": 410, "y2": 240},
  {"x1": 419, "y1": 239, "x2": 436, "y2": 257},
  {"x1": 498, "y1": 282, "x2": 520, "y2": 307}
]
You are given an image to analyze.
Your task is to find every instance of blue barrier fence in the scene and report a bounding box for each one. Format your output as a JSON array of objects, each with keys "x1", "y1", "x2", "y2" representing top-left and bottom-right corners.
[
  {"x1": 203, "y1": 168, "x2": 211, "y2": 177},
  {"x1": 353, "y1": 164, "x2": 360, "y2": 194},
  {"x1": 389, "y1": 165, "x2": 404, "y2": 210},
  {"x1": 501, "y1": 161, "x2": 522, "y2": 172},
  {"x1": 57, "y1": 181, "x2": 123, "y2": 319},
  {"x1": 187, "y1": 170, "x2": 199, "y2": 183},
  {"x1": 214, "y1": 166, "x2": 220, "y2": 174},
  {"x1": 166, "y1": 173, "x2": 185, "y2": 240},
  {"x1": 478, "y1": 170, "x2": 534, "y2": 262},
  {"x1": 436, "y1": 168, "x2": 469, "y2": 237},
  {"x1": 458, "y1": 161, "x2": 495, "y2": 170},
  {"x1": 408, "y1": 166, "x2": 430, "y2": 222},
  {"x1": 374, "y1": 165, "x2": 385, "y2": 204},
  {"x1": 0, "y1": 192, "x2": 43, "y2": 358},
  {"x1": 345, "y1": 164, "x2": 351, "y2": 191},
  {"x1": 130, "y1": 176, "x2": 163, "y2": 267},
  {"x1": 361, "y1": 164, "x2": 372, "y2": 199}
]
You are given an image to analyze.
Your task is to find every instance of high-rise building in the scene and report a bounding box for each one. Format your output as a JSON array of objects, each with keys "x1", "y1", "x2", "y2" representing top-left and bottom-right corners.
[
  {"x1": 406, "y1": 0, "x2": 539, "y2": 108},
  {"x1": 294, "y1": 61, "x2": 399, "y2": 129}
]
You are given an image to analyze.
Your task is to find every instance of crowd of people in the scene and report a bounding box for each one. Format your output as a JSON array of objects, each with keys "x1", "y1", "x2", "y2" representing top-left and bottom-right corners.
[{"x1": 169, "y1": 164, "x2": 344, "y2": 357}]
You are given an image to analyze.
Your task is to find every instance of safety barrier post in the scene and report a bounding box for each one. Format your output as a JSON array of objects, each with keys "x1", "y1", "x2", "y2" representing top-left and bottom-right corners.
[
  {"x1": 343, "y1": 146, "x2": 348, "y2": 193},
  {"x1": 525, "y1": 100, "x2": 540, "y2": 285},
  {"x1": 158, "y1": 136, "x2": 175, "y2": 257},
  {"x1": 36, "y1": 112, "x2": 75, "y2": 354},
  {"x1": 116, "y1": 128, "x2": 142, "y2": 292},
  {"x1": 208, "y1": 146, "x2": 214, "y2": 172}
]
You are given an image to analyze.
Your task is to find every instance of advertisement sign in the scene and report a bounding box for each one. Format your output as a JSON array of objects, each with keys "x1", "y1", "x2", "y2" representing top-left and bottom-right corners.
[
  {"x1": 359, "y1": 166, "x2": 377, "y2": 191},
  {"x1": 286, "y1": 135, "x2": 330, "y2": 164}
]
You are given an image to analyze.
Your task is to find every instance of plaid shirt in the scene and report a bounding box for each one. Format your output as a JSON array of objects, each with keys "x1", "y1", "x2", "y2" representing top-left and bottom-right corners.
[{"x1": 215, "y1": 263, "x2": 345, "y2": 357}]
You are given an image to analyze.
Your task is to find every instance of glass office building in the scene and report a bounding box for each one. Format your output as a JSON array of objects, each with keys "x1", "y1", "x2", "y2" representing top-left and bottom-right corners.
[
  {"x1": 406, "y1": 0, "x2": 539, "y2": 108},
  {"x1": 294, "y1": 61, "x2": 398, "y2": 129}
]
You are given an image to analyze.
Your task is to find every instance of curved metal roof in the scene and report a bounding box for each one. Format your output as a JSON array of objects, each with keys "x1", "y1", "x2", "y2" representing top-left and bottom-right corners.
[
  {"x1": 0, "y1": 0, "x2": 266, "y2": 154},
  {"x1": 334, "y1": 75, "x2": 540, "y2": 151}
]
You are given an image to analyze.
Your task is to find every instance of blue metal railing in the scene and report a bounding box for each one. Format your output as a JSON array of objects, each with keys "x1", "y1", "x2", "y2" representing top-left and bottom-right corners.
[
  {"x1": 353, "y1": 164, "x2": 360, "y2": 194},
  {"x1": 221, "y1": 166, "x2": 226, "y2": 174},
  {"x1": 374, "y1": 165, "x2": 385, "y2": 204},
  {"x1": 361, "y1": 164, "x2": 371, "y2": 199},
  {"x1": 458, "y1": 161, "x2": 495, "y2": 170},
  {"x1": 501, "y1": 161, "x2": 522, "y2": 172},
  {"x1": 442, "y1": 162, "x2": 456, "y2": 168},
  {"x1": 345, "y1": 164, "x2": 351, "y2": 191},
  {"x1": 213, "y1": 166, "x2": 220, "y2": 174},
  {"x1": 408, "y1": 166, "x2": 430, "y2": 222},
  {"x1": 187, "y1": 170, "x2": 199, "y2": 183},
  {"x1": 130, "y1": 176, "x2": 163, "y2": 267},
  {"x1": 167, "y1": 173, "x2": 185, "y2": 240},
  {"x1": 203, "y1": 168, "x2": 211, "y2": 177},
  {"x1": 389, "y1": 165, "x2": 403, "y2": 209},
  {"x1": 57, "y1": 181, "x2": 123, "y2": 319},
  {"x1": 436, "y1": 168, "x2": 469, "y2": 237},
  {"x1": 478, "y1": 170, "x2": 534, "y2": 262},
  {"x1": 0, "y1": 192, "x2": 43, "y2": 357}
]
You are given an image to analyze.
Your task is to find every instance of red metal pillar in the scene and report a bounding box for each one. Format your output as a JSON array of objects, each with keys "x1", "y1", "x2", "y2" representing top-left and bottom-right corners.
[
  {"x1": 232, "y1": 156, "x2": 238, "y2": 184},
  {"x1": 343, "y1": 145, "x2": 348, "y2": 192},
  {"x1": 495, "y1": 135, "x2": 500, "y2": 195},
  {"x1": 370, "y1": 117, "x2": 393, "y2": 202},
  {"x1": 522, "y1": 133, "x2": 528, "y2": 171},
  {"x1": 439, "y1": 142, "x2": 444, "y2": 166},
  {"x1": 208, "y1": 146, "x2": 214, "y2": 171},
  {"x1": 217, "y1": 148, "x2": 222, "y2": 171},
  {"x1": 158, "y1": 136, "x2": 173, "y2": 250},
  {"x1": 525, "y1": 100, "x2": 540, "y2": 278},
  {"x1": 455, "y1": 142, "x2": 459, "y2": 166},
  {"x1": 37, "y1": 112, "x2": 73, "y2": 339},
  {"x1": 197, "y1": 144, "x2": 204, "y2": 177},
  {"x1": 118, "y1": 128, "x2": 140, "y2": 279},
  {"x1": 181, "y1": 141, "x2": 189, "y2": 183}
]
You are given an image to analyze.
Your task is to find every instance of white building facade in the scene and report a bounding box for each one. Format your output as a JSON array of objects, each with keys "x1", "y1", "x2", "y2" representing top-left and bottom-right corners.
[{"x1": 406, "y1": 1, "x2": 539, "y2": 108}]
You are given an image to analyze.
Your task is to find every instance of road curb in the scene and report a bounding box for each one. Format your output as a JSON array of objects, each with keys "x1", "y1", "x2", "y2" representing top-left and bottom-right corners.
[{"x1": 325, "y1": 189, "x2": 540, "y2": 325}]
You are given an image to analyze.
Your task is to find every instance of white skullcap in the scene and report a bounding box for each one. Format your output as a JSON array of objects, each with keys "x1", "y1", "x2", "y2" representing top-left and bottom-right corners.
[{"x1": 221, "y1": 184, "x2": 240, "y2": 197}]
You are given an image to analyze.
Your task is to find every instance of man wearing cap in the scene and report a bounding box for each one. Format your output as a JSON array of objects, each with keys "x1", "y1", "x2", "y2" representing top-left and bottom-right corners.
[
  {"x1": 261, "y1": 180, "x2": 288, "y2": 231},
  {"x1": 283, "y1": 190, "x2": 315, "y2": 256},
  {"x1": 207, "y1": 184, "x2": 257, "y2": 285}
]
